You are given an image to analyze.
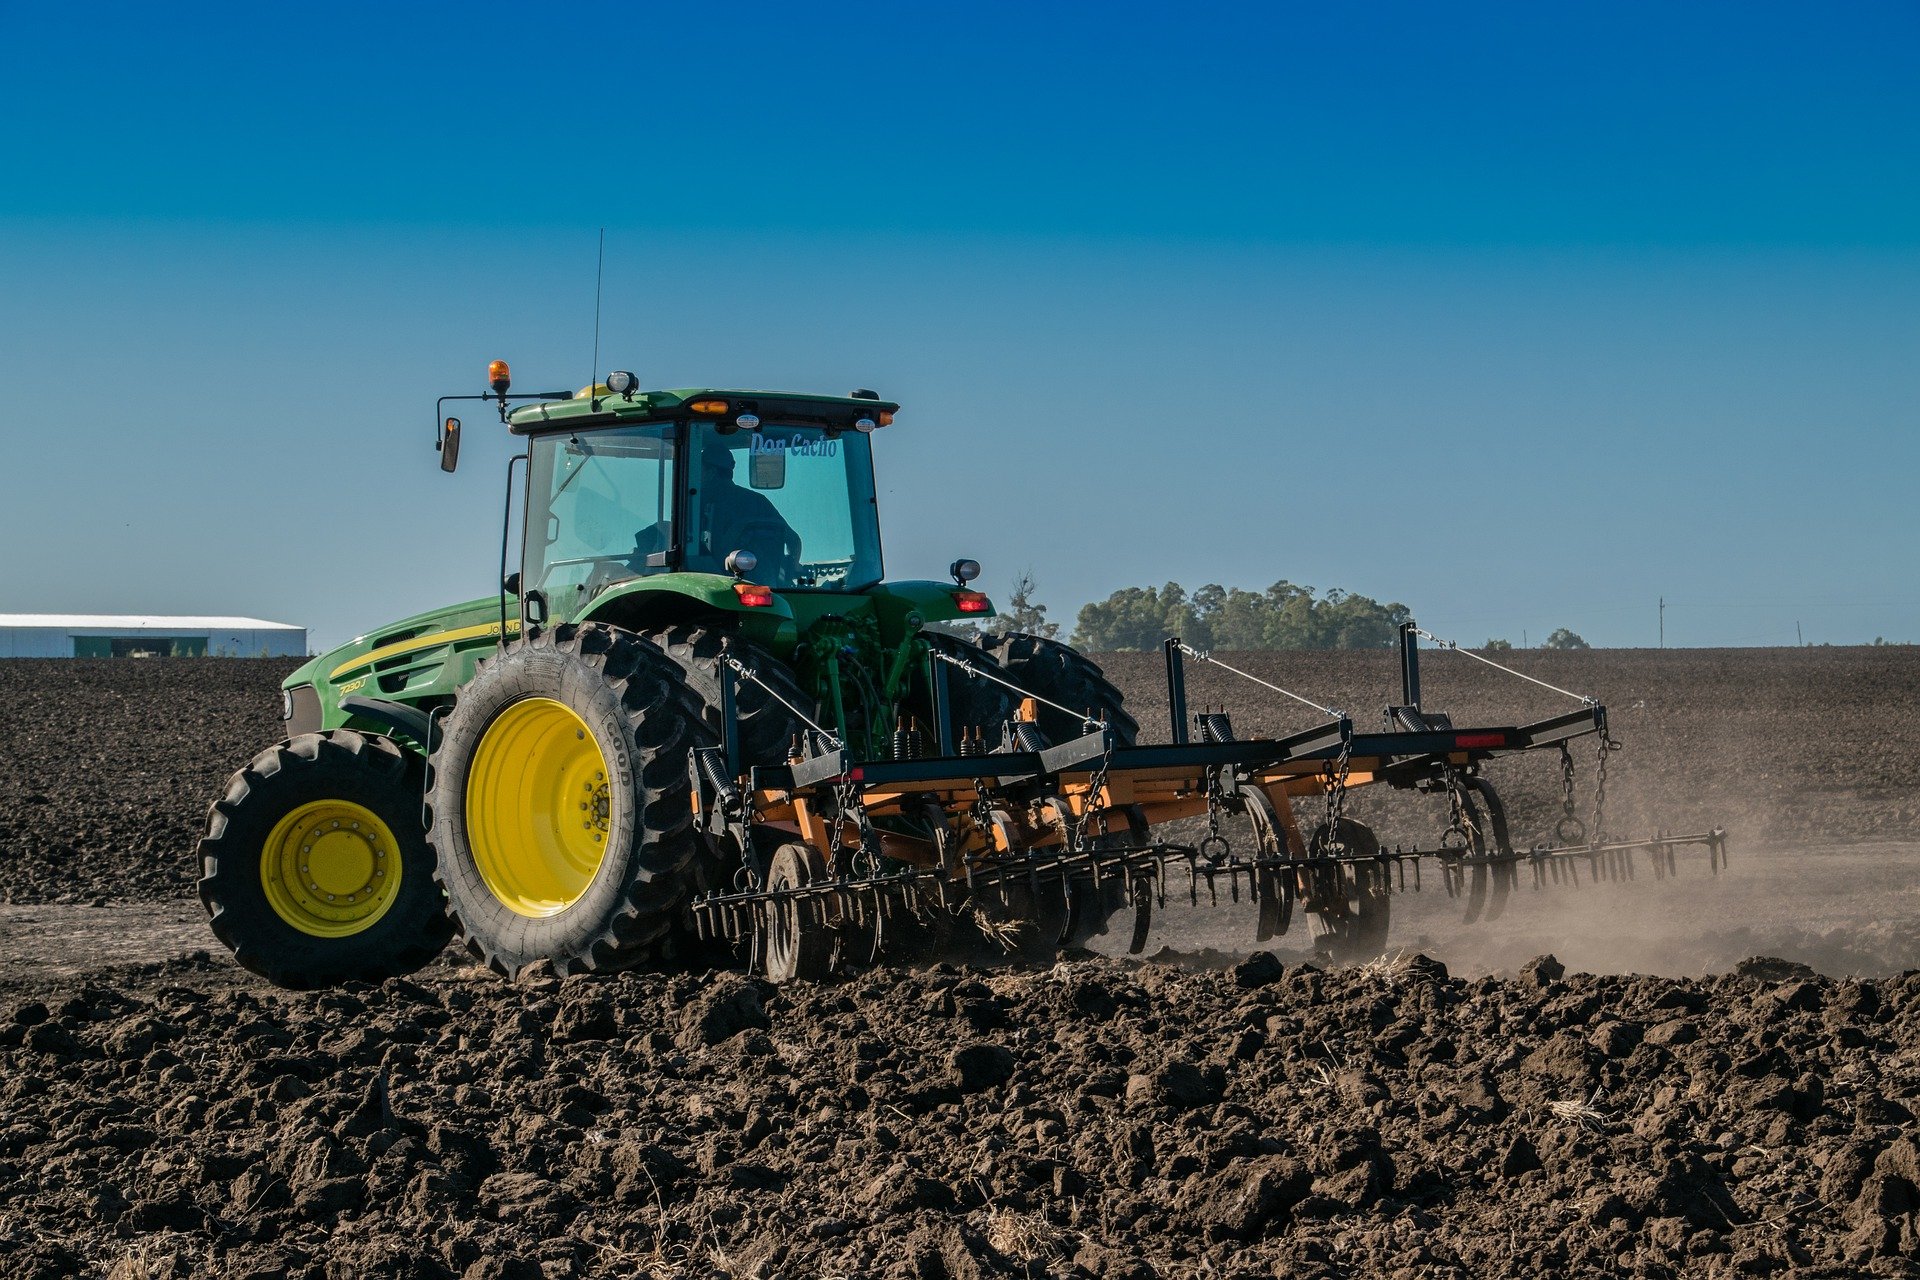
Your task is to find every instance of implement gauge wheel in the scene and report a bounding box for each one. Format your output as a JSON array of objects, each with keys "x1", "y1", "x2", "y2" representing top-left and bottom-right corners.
[
  {"x1": 1304, "y1": 817, "x2": 1392, "y2": 962},
  {"x1": 198, "y1": 730, "x2": 452, "y2": 989},
  {"x1": 429, "y1": 623, "x2": 706, "y2": 978},
  {"x1": 762, "y1": 842, "x2": 835, "y2": 983}
]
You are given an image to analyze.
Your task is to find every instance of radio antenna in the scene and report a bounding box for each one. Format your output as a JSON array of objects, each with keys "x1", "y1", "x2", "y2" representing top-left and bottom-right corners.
[{"x1": 588, "y1": 227, "x2": 605, "y2": 407}]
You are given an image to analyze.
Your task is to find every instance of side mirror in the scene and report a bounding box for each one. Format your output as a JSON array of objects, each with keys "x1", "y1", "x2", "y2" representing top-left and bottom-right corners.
[
  {"x1": 439, "y1": 417, "x2": 462, "y2": 473},
  {"x1": 503, "y1": 571, "x2": 521, "y2": 596}
]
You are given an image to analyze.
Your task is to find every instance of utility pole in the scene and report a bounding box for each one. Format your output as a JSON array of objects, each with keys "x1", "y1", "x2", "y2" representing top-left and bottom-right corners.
[
  {"x1": 1659, "y1": 597, "x2": 1664, "y2": 649},
  {"x1": 1796, "y1": 620, "x2": 1804, "y2": 647}
]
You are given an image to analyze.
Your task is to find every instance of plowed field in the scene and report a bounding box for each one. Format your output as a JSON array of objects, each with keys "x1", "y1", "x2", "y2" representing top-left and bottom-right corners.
[{"x1": 0, "y1": 647, "x2": 1916, "y2": 1279}]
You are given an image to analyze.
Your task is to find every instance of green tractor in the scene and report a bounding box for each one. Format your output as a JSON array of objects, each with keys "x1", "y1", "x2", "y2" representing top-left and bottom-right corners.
[{"x1": 199, "y1": 362, "x2": 1133, "y2": 987}]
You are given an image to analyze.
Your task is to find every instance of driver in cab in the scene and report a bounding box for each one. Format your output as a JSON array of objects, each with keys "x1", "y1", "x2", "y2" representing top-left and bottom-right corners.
[{"x1": 693, "y1": 444, "x2": 800, "y2": 576}]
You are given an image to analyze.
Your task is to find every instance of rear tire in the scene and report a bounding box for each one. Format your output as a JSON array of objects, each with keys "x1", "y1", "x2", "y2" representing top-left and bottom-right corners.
[
  {"x1": 429, "y1": 623, "x2": 705, "y2": 977},
  {"x1": 982, "y1": 633, "x2": 1139, "y2": 747},
  {"x1": 644, "y1": 624, "x2": 810, "y2": 767},
  {"x1": 922, "y1": 632, "x2": 1018, "y2": 746},
  {"x1": 198, "y1": 731, "x2": 452, "y2": 990}
]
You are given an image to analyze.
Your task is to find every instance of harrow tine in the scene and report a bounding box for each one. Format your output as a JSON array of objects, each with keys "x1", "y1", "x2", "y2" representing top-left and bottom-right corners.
[
  {"x1": 1127, "y1": 876, "x2": 1152, "y2": 955},
  {"x1": 1462, "y1": 862, "x2": 1488, "y2": 925},
  {"x1": 1485, "y1": 859, "x2": 1513, "y2": 922},
  {"x1": 1254, "y1": 865, "x2": 1283, "y2": 941}
]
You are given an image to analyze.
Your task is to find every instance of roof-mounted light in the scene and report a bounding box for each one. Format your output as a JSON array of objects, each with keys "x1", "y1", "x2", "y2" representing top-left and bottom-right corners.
[
  {"x1": 689, "y1": 398, "x2": 730, "y2": 415},
  {"x1": 487, "y1": 359, "x2": 512, "y2": 396},
  {"x1": 950, "y1": 558, "x2": 981, "y2": 584},
  {"x1": 605, "y1": 370, "x2": 637, "y2": 397},
  {"x1": 853, "y1": 416, "x2": 877, "y2": 433},
  {"x1": 877, "y1": 410, "x2": 895, "y2": 427},
  {"x1": 735, "y1": 412, "x2": 760, "y2": 431}
]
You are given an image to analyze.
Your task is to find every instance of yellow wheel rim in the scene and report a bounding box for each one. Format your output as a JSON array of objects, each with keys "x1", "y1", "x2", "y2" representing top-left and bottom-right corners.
[
  {"x1": 261, "y1": 799, "x2": 403, "y2": 938},
  {"x1": 466, "y1": 697, "x2": 613, "y2": 918}
]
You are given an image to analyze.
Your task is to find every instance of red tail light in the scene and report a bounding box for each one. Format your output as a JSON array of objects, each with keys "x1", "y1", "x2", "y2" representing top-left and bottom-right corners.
[
  {"x1": 733, "y1": 583, "x2": 775, "y2": 607},
  {"x1": 1454, "y1": 732, "x2": 1506, "y2": 749},
  {"x1": 953, "y1": 591, "x2": 991, "y2": 613}
]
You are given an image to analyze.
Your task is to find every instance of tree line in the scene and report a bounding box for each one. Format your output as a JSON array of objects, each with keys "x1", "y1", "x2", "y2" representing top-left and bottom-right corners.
[
  {"x1": 1069, "y1": 581, "x2": 1413, "y2": 651},
  {"x1": 955, "y1": 571, "x2": 1594, "y2": 653}
]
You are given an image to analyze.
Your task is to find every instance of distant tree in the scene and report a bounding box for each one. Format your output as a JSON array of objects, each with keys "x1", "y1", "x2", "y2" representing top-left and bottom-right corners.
[
  {"x1": 1070, "y1": 583, "x2": 1191, "y2": 651},
  {"x1": 988, "y1": 570, "x2": 1059, "y2": 640},
  {"x1": 1073, "y1": 579, "x2": 1410, "y2": 652},
  {"x1": 1482, "y1": 638, "x2": 1513, "y2": 651},
  {"x1": 1542, "y1": 628, "x2": 1590, "y2": 650}
]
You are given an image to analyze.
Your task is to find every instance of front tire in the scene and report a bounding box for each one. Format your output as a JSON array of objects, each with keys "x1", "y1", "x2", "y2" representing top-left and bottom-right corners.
[
  {"x1": 429, "y1": 623, "x2": 705, "y2": 977},
  {"x1": 198, "y1": 731, "x2": 453, "y2": 989}
]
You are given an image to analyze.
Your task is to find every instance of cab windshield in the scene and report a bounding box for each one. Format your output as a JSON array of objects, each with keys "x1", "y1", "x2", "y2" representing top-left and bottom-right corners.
[
  {"x1": 522, "y1": 420, "x2": 884, "y2": 604},
  {"x1": 524, "y1": 423, "x2": 676, "y2": 606},
  {"x1": 686, "y1": 424, "x2": 882, "y2": 590}
]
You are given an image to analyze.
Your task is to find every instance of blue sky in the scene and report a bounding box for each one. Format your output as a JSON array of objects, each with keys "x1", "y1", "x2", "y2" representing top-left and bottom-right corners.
[{"x1": 3, "y1": 1, "x2": 1916, "y2": 651}]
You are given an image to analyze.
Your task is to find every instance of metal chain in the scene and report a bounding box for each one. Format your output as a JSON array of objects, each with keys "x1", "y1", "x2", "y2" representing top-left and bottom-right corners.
[
  {"x1": 832, "y1": 777, "x2": 882, "y2": 876},
  {"x1": 1554, "y1": 744, "x2": 1588, "y2": 845},
  {"x1": 1440, "y1": 773, "x2": 1471, "y2": 851},
  {"x1": 1592, "y1": 735, "x2": 1617, "y2": 843},
  {"x1": 1319, "y1": 737, "x2": 1353, "y2": 854},
  {"x1": 1075, "y1": 736, "x2": 1116, "y2": 850},
  {"x1": 1198, "y1": 767, "x2": 1231, "y2": 863}
]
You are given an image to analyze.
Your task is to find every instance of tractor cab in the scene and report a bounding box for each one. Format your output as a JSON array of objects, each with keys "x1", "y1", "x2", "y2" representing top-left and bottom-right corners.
[
  {"x1": 463, "y1": 368, "x2": 919, "y2": 636},
  {"x1": 521, "y1": 411, "x2": 884, "y2": 612}
]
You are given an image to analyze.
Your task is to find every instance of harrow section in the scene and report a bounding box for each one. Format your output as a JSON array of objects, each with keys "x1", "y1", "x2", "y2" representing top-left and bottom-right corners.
[{"x1": 690, "y1": 625, "x2": 1728, "y2": 979}]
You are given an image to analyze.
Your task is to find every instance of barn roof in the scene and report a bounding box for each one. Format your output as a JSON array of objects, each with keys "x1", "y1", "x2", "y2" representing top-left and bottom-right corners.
[{"x1": 0, "y1": 615, "x2": 303, "y2": 631}]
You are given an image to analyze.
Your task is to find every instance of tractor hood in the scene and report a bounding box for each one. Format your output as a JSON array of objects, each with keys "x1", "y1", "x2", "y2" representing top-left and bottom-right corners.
[{"x1": 283, "y1": 596, "x2": 515, "y2": 694}]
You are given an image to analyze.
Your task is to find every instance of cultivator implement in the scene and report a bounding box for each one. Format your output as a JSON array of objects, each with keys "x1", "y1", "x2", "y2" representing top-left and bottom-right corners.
[{"x1": 690, "y1": 624, "x2": 1727, "y2": 979}]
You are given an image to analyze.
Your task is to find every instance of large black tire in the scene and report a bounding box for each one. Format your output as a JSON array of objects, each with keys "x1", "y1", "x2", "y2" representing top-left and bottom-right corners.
[
  {"x1": 921, "y1": 631, "x2": 1018, "y2": 747},
  {"x1": 985, "y1": 634, "x2": 1142, "y2": 948},
  {"x1": 643, "y1": 624, "x2": 810, "y2": 767},
  {"x1": 198, "y1": 730, "x2": 453, "y2": 990},
  {"x1": 982, "y1": 633, "x2": 1140, "y2": 747},
  {"x1": 428, "y1": 623, "x2": 706, "y2": 977}
]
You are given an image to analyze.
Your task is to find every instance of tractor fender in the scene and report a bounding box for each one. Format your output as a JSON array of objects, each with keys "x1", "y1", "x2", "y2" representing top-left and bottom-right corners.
[
  {"x1": 339, "y1": 695, "x2": 434, "y2": 753},
  {"x1": 866, "y1": 580, "x2": 997, "y2": 629},
  {"x1": 577, "y1": 574, "x2": 800, "y2": 650}
]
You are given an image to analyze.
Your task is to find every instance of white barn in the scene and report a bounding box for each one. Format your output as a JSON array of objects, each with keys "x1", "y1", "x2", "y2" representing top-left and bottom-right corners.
[{"x1": 0, "y1": 615, "x2": 308, "y2": 659}]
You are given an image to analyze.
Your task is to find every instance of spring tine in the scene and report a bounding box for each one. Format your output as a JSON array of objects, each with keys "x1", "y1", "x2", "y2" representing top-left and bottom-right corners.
[
  {"x1": 1485, "y1": 860, "x2": 1512, "y2": 922},
  {"x1": 1128, "y1": 876, "x2": 1152, "y2": 955},
  {"x1": 1463, "y1": 863, "x2": 1488, "y2": 925}
]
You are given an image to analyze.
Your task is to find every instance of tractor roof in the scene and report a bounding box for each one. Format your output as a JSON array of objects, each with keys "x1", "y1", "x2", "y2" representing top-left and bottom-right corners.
[{"x1": 507, "y1": 387, "x2": 899, "y2": 435}]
